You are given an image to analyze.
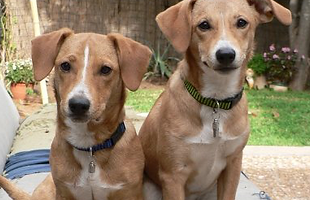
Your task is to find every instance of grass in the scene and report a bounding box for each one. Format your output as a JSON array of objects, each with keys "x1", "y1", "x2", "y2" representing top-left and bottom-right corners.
[
  {"x1": 246, "y1": 89, "x2": 310, "y2": 146},
  {"x1": 126, "y1": 88, "x2": 310, "y2": 146},
  {"x1": 126, "y1": 89, "x2": 163, "y2": 112}
]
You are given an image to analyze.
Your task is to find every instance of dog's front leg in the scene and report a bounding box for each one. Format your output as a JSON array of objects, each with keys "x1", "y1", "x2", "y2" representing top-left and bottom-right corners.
[
  {"x1": 55, "y1": 192, "x2": 74, "y2": 200},
  {"x1": 159, "y1": 168, "x2": 187, "y2": 200},
  {"x1": 217, "y1": 151, "x2": 243, "y2": 200},
  {"x1": 54, "y1": 183, "x2": 76, "y2": 200}
]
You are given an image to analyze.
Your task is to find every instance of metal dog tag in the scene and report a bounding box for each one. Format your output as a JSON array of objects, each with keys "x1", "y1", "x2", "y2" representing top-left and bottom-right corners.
[
  {"x1": 89, "y1": 161, "x2": 96, "y2": 173},
  {"x1": 89, "y1": 148, "x2": 96, "y2": 173},
  {"x1": 212, "y1": 118, "x2": 219, "y2": 138}
]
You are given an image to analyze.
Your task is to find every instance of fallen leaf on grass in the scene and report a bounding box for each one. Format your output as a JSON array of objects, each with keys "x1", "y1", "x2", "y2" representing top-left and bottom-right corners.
[
  {"x1": 273, "y1": 111, "x2": 280, "y2": 118},
  {"x1": 248, "y1": 111, "x2": 258, "y2": 117}
]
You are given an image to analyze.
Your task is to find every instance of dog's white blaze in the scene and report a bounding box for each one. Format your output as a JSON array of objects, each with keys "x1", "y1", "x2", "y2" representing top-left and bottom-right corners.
[
  {"x1": 82, "y1": 45, "x2": 90, "y2": 83},
  {"x1": 67, "y1": 45, "x2": 92, "y2": 105},
  {"x1": 200, "y1": 15, "x2": 243, "y2": 99},
  {"x1": 199, "y1": 13, "x2": 245, "y2": 99},
  {"x1": 67, "y1": 150, "x2": 124, "y2": 200},
  {"x1": 65, "y1": 45, "x2": 97, "y2": 148},
  {"x1": 220, "y1": 13, "x2": 226, "y2": 39},
  {"x1": 211, "y1": 14, "x2": 243, "y2": 68}
]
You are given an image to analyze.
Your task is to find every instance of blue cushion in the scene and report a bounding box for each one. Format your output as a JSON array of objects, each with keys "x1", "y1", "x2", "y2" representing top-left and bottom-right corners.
[{"x1": 3, "y1": 149, "x2": 51, "y2": 179}]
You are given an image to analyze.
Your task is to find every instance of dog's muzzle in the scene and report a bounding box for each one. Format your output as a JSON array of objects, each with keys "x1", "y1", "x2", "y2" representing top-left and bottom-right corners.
[
  {"x1": 68, "y1": 96, "x2": 90, "y2": 122},
  {"x1": 216, "y1": 47, "x2": 236, "y2": 66},
  {"x1": 203, "y1": 47, "x2": 239, "y2": 74}
]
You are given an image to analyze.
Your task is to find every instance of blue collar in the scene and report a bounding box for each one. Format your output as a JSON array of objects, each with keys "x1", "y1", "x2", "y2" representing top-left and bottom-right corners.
[{"x1": 72, "y1": 122, "x2": 126, "y2": 153}]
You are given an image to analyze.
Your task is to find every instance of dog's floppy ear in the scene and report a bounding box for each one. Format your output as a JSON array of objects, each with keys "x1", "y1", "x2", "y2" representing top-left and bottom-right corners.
[
  {"x1": 31, "y1": 28, "x2": 73, "y2": 81},
  {"x1": 107, "y1": 33, "x2": 152, "y2": 91},
  {"x1": 156, "y1": 0, "x2": 196, "y2": 53},
  {"x1": 248, "y1": 0, "x2": 292, "y2": 25}
]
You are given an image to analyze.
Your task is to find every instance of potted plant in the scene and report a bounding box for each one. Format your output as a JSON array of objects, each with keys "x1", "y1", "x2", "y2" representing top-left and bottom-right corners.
[
  {"x1": 4, "y1": 59, "x2": 35, "y2": 99},
  {"x1": 263, "y1": 44, "x2": 299, "y2": 91}
]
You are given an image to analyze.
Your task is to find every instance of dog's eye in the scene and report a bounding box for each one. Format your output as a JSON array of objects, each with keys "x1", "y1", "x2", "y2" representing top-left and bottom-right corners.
[
  {"x1": 236, "y1": 19, "x2": 248, "y2": 28},
  {"x1": 198, "y1": 21, "x2": 211, "y2": 31},
  {"x1": 60, "y1": 62, "x2": 71, "y2": 72},
  {"x1": 100, "y1": 65, "x2": 112, "y2": 75}
]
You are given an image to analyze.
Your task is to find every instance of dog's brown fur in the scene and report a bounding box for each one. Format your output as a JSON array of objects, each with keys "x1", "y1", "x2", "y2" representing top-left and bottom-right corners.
[
  {"x1": 139, "y1": 1, "x2": 291, "y2": 200},
  {"x1": 0, "y1": 174, "x2": 55, "y2": 200},
  {"x1": 0, "y1": 28, "x2": 151, "y2": 200}
]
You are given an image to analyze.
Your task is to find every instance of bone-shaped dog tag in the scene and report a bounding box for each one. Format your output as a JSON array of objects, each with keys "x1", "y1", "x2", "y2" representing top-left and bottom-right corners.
[
  {"x1": 212, "y1": 118, "x2": 219, "y2": 138},
  {"x1": 89, "y1": 161, "x2": 96, "y2": 173}
]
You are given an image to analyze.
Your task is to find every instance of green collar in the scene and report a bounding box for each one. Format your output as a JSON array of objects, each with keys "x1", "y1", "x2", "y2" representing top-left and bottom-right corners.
[{"x1": 184, "y1": 80, "x2": 243, "y2": 110}]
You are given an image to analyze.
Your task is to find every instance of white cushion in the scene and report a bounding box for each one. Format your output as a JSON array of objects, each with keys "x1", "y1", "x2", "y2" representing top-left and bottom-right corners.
[{"x1": 0, "y1": 81, "x2": 20, "y2": 173}]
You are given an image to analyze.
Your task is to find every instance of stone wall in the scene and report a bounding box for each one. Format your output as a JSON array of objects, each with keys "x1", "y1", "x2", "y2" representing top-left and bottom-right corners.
[
  {"x1": 4, "y1": 0, "x2": 171, "y2": 58},
  {"x1": 3, "y1": 0, "x2": 290, "y2": 59}
]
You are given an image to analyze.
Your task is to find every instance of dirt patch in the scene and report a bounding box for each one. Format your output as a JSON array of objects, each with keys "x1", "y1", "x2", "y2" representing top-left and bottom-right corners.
[
  {"x1": 141, "y1": 78, "x2": 166, "y2": 89},
  {"x1": 243, "y1": 155, "x2": 310, "y2": 200},
  {"x1": 14, "y1": 99, "x2": 43, "y2": 120}
]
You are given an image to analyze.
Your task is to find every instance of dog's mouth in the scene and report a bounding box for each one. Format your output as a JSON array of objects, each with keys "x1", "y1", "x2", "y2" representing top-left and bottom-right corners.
[
  {"x1": 68, "y1": 114, "x2": 90, "y2": 123},
  {"x1": 203, "y1": 61, "x2": 239, "y2": 74},
  {"x1": 66, "y1": 113, "x2": 104, "y2": 124}
]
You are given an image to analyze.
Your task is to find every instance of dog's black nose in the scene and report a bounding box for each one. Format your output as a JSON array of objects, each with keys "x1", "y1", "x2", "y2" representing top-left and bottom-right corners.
[
  {"x1": 216, "y1": 48, "x2": 236, "y2": 65},
  {"x1": 69, "y1": 97, "x2": 90, "y2": 115}
]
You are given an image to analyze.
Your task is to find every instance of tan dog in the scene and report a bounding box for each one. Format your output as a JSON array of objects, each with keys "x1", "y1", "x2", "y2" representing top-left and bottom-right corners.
[
  {"x1": 139, "y1": 0, "x2": 291, "y2": 200},
  {"x1": 0, "y1": 28, "x2": 151, "y2": 200}
]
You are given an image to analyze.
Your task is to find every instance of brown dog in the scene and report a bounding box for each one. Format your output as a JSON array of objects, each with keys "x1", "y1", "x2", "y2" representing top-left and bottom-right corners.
[
  {"x1": 0, "y1": 28, "x2": 151, "y2": 200},
  {"x1": 139, "y1": 0, "x2": 291, "y2": 200}
]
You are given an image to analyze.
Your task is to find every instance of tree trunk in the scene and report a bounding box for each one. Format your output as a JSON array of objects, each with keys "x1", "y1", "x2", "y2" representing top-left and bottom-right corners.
[
  {"x1": 289, "y1": 0, "x2": 300, "y2": 47},
  {"x1": 290, "y1": 0, "x2": 310, "y2": 91}
]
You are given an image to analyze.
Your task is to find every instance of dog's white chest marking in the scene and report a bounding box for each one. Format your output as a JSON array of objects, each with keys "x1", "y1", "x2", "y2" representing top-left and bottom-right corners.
[
  {"x1": 65, "y1": 121, "x2": 95, "y2": 148},
  {"x1": 185, "y1": 106, "x2": 245, "y2": 199},
  {"x1": 67, "y1": 150, "x2": 124, "y2": 200},
  {"x1": 65, "y1": 119, "x2": 123, "y2": 199}
]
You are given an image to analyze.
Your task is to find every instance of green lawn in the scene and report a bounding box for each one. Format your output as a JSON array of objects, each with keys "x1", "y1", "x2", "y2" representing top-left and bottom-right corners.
[
  {"x1": 126, "y1": 88, "x2": 310, "y2": 146},
  {"x1": 127, "y1": 89, "x2": 164, "y2": 113},
  {"x1": 246, "y1": 89, "x2": 310, "y2": 146}
]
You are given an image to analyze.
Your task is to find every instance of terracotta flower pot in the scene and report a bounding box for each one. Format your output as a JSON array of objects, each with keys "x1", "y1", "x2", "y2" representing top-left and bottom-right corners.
[{"x1": 10, "y1": 83, "x2": 31, "y2": 100}]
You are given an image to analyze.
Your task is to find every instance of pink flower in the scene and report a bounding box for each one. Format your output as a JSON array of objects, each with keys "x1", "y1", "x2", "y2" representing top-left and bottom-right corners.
[
  {"x1": 294, "y1": 49, "x2": 298, "y2": 53},
  {"x1": 287, "y1": 55, "x2": 291, "y2": 60},
  {"x1": 281, "y1": 47, "x2": 290, "y2": 53},
  {"x1": 273, "y1": 54, "x2": 279, "y2": 60},
  {"x1": 269, "y1": 44, "x2": 276, "y2": 51},
  {"x1": 301, "y1": 55, "x2": 305, "y2": 60},
  {"x1": 263, "y1": 53, "x2": 267, "y2": 58}
]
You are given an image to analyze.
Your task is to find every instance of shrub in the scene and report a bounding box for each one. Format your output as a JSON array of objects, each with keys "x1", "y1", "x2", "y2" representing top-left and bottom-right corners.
[
  {"x1": 248, "y1": 54, "x2": 268, "y2": 76},
  {"x1": 263, "y1": 44, "x2": 298, "y2": 85}
]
